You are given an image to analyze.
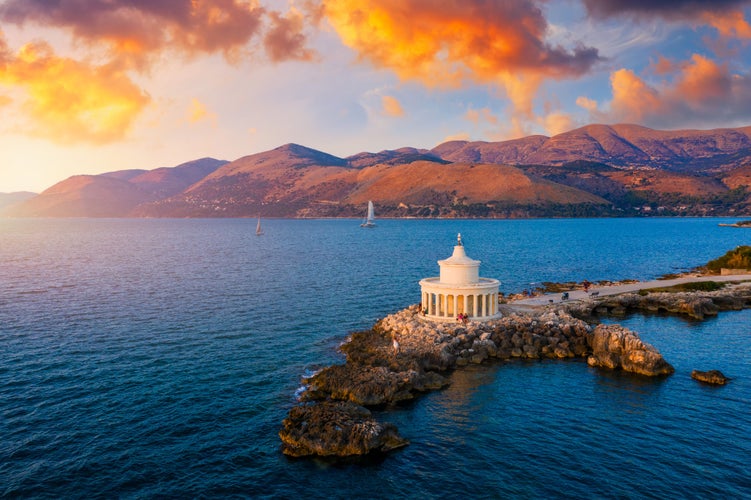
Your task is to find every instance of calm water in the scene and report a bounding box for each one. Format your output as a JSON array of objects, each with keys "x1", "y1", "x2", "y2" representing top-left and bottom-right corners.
[{"x1": 1, "y1": 217, "x2": 750, "y2": 498}]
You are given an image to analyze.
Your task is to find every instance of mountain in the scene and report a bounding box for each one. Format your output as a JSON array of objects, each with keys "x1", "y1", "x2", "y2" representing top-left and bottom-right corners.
[
  {"x1": 136, "y1": 144, "x2": 610, "y2": 218},
  {"x1": 8, "y1": 158, "x2": 226, "y2": 217},
  {"x1": 434, "y1": 124, "x2": 751, "y2": 171},
  {"x1": 9, "y1": 124, "x2": 751, "y2": 218},
  {"x1": 128, "y1": 158, "x2": 228, "y2": 198},
  {"x1": 0, "y1": 191, "x2": 37, "y2": 213}
]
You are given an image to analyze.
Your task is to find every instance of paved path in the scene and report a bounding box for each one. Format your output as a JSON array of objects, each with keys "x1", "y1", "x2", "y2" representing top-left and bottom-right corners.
[{"x1": 511, "y1": 273, "x2": 751, "y2": 307}]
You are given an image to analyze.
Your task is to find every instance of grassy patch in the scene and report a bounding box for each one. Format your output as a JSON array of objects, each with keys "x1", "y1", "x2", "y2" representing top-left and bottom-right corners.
[
  {"x1": 705, "y1": 246, "x2": 751, "y2": 272},
  {"x1": 640, "y1": 281, "x2": 727, "y2": 294}
]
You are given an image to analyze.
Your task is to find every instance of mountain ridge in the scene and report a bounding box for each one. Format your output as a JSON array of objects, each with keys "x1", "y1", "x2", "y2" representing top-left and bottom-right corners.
[{"x1": 7, "y1": 123, "x2": 751, "y2": 218}]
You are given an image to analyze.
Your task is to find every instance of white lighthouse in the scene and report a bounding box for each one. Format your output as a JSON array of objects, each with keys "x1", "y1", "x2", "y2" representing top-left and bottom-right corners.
[{"x1": 419, "y1": 234, "x2": 501, "y2": 322}]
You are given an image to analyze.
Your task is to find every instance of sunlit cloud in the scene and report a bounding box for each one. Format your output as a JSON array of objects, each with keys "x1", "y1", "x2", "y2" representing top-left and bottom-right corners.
[
  {"x1": 187, "y1": 98, "x2": 217, "y2": 126},
  {"x1": 701, "y1": 9, "x2": 751, "y2": 39},
  {"x1": 441, "y1": 132, "x2": 470, "y2": 143},
  {"x1": 583, "y1": 54, "x2": 751, "y2": 129},
  {"x1": 538, "y1": 111, "x2": 575, "y2": 136},
  {"x1": 0, "y1": 0, "x2": 316, "y2": 67},
  {"x1": 0, "y1": 38, "x2": 151, "y2": 144},
  {"x1": 381, "y1": 95, "x2": 405, "y2": 117},
  {"x1": 323, "y1": 0, "x2": 601, "y2": 136},
  {"x1": 264, "y1": 7, "x2": 317, "y2": 62},
  {"x1": 465, "y1": 108, "x2": 499, "y2": 126},
  {"x1": 576, "y1": 96, "x2": 598, "y2": 113}
]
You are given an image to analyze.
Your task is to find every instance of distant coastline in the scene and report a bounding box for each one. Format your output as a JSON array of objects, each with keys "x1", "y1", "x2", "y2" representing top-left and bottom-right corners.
[{"x1": 5, "y1": 124, "x2": 751, "y2": 218}]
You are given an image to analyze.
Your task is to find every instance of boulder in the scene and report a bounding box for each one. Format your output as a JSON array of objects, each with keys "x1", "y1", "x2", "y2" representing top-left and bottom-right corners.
[
  {"x1": 279, "y1": 401, "x2": 409, "y2": 457},
  {"x1": 691, "y1": 369, "x2": 730, "y2": 385},
  {"x1": 587, "y1": 324, "x2": 674, "y2": 376},
  {"x1": 302, "y1": 364, "x2": 448, "y2": 406}
]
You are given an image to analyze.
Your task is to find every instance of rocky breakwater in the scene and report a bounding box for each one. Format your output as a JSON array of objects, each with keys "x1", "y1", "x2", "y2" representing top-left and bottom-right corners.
[
  {"x1": 564, "y1": 282, "x2": 751, "y2": 320},
  {"x1": 280, "y1": 305, "x2": 672, "y2": 458}
]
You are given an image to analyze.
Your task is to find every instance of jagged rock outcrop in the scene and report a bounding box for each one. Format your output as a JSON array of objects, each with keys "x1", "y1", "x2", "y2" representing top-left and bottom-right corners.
[
  {"x1": 564, "y1": 284, "x2": 751, "y2": 320},
  {"x1": 587, "y1": 324, "x2": 675, "y2": 376},
  {"x1": 279, "y1": 401, "x2": 409, "y2": 457},
  {"x1": 691, "y1": 369, "x2": 731, "y2": 385}
]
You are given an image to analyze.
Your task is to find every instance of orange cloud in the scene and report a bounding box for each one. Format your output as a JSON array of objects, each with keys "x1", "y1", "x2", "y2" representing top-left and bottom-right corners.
[
  {"x1": 323, "y1": 0, "x2": 599, "y2": 138},
  {"x1": 0, "y1": 39, "x2": 150, "y2": 144},
  {"x1": 539, "y1": 112, "x2": 575, "y2": 136},
  {"x1": 587, "y1": 54, "x2": 751, "y2": 128},
  {"x1": 265, "y1": 8, "x2": 316, "y2": 63},
  {"x1": 465, "y1": 108, "x2": 499, "y2": 126},
  {"x1": 381, "y1": 95, "x2": 405, "y2": 117},
  {"x1": 576, "y1": 96, "x2": 598, "y2": 112},
  {"x1": 608, "y1": 68, "x2": 662, "y2": 123},
  {"x1": 324, "y1": 0, "x2": 600, "y2": 86},
  {"x1": 0, "y1": 0, "x2": 316, "y2": 66},
  {"x1": 187, "y1": 98, "x2": 217, "y2": 125},
  {"x1": 701, "y1": 10, "x2": 751, "y2": 39}
]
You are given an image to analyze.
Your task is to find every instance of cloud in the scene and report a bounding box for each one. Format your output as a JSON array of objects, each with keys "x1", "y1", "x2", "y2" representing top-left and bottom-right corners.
[
  {"x1": 701, "y1": 9, "x2": 751, "y2": 39},
  {"x1": 0, "y1": 38, "x2": 151, "y2": 144},
  {"x1": 265, "y1": 7, "x2": 316, "y2": 62},
  {"x1": 187, "y1": 98, "x2": 217, "y2": 125},
  {"x1": 324, "y1": 0, "x2": 601, "y2": 86},
  {"x1": 582, "y1": 0, "x2": 751, "y2": 41},
  {"x1": 441, "y1": 132, "x2": 470, "y2": 143},
  {"x1": 465, "y1": 108, "x2": 499, "y2": 126},
  {"x1": 539, "y1": 111, "x2": 575, "y2": 135},
  {"x1": 0, "y1": 0, "x2": 316, "y2": 66},
  {"x1": 581, "y1": 0, "x2": 751, "y2": 20},
  {"x1": 381, "y1": 95, "x2": 405, "y2": 117},
  {"x1": 586, "y1": 54, "x2": 751, "y2": 129},
  {"x1": 576, "y1": 96, "x2": 598, "y2": 112},
  {"x1": 322, "y1": 0, "x2": 601, "y2": 139}
]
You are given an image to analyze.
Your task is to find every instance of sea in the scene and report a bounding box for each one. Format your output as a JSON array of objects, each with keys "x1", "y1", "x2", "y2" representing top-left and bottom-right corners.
[{"x1": 1, "y1": 217, "x2": 750, "y2": 499}]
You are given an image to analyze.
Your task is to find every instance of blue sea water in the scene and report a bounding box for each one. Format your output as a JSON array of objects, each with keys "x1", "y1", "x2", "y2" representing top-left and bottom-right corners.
[{"x1": 1, "y1": 217, "x2": 750, "y2": 498}]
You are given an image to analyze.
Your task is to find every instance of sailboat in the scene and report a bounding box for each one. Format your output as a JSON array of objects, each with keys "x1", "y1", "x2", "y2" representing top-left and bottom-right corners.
[
  {"x1": 360, "y1": 200, "x2": 376, "y2": 228},
  {"x1": 256, "y1": 214, "x2": 264, "y2": 236}
]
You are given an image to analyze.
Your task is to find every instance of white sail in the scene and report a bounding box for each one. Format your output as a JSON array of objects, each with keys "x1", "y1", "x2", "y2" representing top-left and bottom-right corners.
[
  {"x1": 256, "y1": 215, "x2": 264, "y2": 235},
  {"x1": 360, "y1": 201, "x2": 376, "y2": 227}
]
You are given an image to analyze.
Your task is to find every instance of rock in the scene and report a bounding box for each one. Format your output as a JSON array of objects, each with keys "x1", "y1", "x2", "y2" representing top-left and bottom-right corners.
[
  {"x1": 279, "y1": 401, "x2": 409, "y2": 457},
  {"x1": 587, "y1": 324, "x2": 674, "y2": 376},
  {"x1": 691, "y1": 369, "x2": 730, "y2": 385},
  {"x1": 303, "y1": 364, "x2": 448, "y2": 406}
]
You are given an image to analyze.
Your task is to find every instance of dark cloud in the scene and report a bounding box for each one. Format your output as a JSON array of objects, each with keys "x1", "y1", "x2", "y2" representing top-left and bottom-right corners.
[
  {"x1": 0, "y1": 0, "x2": 315, "y2": 64},
  {"x1": 582, "y1": 0, "x2": 751, "y2": 19},
  {"x1": 264, "y1": 9, "x2": 316, "y2": 63}
]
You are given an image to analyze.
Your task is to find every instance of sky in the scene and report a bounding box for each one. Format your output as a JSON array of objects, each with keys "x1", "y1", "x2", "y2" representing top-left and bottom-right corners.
[{"x1": 2, "y1": 0, "x2": 751, "y2": 193}]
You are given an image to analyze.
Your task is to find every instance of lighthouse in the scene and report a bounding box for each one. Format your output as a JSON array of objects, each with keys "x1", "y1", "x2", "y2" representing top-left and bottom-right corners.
[{"x1": 419, "y1": 234, "x2": 501, "y2": 322}]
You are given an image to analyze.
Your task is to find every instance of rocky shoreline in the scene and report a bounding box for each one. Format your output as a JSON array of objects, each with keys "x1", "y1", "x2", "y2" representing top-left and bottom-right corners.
[
  {"x1": 279, "y1": 281, "x2": 751, "y2": 458},
  {"x1": 561, "y1": 282, "x2": 751, "y2": 320}
]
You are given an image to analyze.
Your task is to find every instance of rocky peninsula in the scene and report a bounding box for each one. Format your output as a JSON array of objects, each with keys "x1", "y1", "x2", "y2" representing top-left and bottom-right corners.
[{"x1": 279, "y1": 279, "x2": 751, "y2": 458}]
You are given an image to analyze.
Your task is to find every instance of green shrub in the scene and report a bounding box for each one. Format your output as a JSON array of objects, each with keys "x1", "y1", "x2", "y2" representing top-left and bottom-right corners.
[
  {"x1": 644, "y1": 281, "x2": 726, "y2": 293},
  {"x1": 706, "y1": 246, "x2": 751, "y2": 272}
]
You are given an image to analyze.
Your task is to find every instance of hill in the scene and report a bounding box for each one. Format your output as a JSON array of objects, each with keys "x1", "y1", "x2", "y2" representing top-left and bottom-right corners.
[
  {"x1": 433, "y1": 124, "x2": 751, "y2": 171},
  {"x1": 9, "y1": 124, "x2": 751, "y2": 218},
  {"x1": 136, "y1": 146, "x2": 609, "y2": 218},
  {"x1": 8, "y1": 158, "x2": 226, "y2": 217},
  {"x1": 0, "y1": 192, "x2": 37, "y2": 213}
]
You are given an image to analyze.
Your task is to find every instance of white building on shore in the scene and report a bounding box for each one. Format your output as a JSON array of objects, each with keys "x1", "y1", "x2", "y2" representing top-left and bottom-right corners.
[{"x1": 419, "y1": 234, "x2": 501, "y2": 322}]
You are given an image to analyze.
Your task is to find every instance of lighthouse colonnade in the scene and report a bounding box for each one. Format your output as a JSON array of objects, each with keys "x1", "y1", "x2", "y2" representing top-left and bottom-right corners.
[{"x1": 419, "y1": 279, "x2": 500, "y2": 321}]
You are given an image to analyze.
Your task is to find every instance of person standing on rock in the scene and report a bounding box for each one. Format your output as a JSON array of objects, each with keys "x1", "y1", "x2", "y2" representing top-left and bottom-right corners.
[{"x1": 392, "y1": 335, "x2": 400, "y2": 354}]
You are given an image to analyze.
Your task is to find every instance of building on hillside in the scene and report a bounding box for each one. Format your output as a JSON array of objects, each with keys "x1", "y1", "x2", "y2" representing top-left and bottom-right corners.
[{"x1": 419, "y1": 234, "x2": 501, "y2": 322}]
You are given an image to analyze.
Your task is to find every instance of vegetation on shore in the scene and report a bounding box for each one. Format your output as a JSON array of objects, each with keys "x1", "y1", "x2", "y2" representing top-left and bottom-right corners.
[
  {"x1": 637, "y1": 281, "x2": 726, "y2": 295},
  {"x1": 704, "y1": 246, "x2": 751, "y2": 272}
]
